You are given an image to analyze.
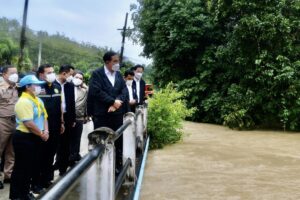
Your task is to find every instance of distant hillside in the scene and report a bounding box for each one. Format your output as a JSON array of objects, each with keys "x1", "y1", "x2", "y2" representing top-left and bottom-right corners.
[{"x1": 0, "y1": 17, "x2": 108, "y2": 72}]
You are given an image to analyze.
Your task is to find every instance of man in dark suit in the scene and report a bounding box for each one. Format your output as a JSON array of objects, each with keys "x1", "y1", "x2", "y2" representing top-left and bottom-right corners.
[
  {"x1": 54, "y1": 64, "x2": 76, "y2": 176},
  {"x1": 132, "y1": 64, "x2": 146, "y2": 108},
  {"x1": 87, "y1": 51, "x2": 128, "y2": 172}
]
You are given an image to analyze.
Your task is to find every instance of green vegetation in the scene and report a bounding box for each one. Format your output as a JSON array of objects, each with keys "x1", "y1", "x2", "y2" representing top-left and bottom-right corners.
[
  {"x1": 0, "y1": 17, "x2": 137, "y2": 73},
  {"x1": 147, "y1": 83, "x2": 195, "y2": 149},
  {"x1": 132, "y1": 0, "x2": 300, "y2": 130}
]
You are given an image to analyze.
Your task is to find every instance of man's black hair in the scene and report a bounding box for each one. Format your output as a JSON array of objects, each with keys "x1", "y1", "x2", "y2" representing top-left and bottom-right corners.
[
  {"x1": 133, "y1": 64, "x2": 144, "y2": 71},
  {"x1": 37, "y1": 64, "x2": 52, "y2": 76},
  {"x1": 59, "y1": 64, "x2": 74, "y2": 74},
  {"x1": 2, "y1": 65, "x2": 16, "y2": 74},
  {"x1": 124, "y1": 69, "x2": 134, "y2": 78},
  {"x1": 103, "y1": 51, "x2": 118, "y2": 63}
]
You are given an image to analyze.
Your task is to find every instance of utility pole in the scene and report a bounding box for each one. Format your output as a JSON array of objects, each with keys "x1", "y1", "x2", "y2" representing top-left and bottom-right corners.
[
  {"x1": 18, "y1": 0, "x2": 29, "y2": 71},
  {"x1": 117, "y1": 12, "x2": 133, "y2": 66},
  {"x1": 37, "y1": 42, "x2": 42, "y2": 67},
  {"x1": 118, "y1": 13, "x2": 128, "y2": 66}
]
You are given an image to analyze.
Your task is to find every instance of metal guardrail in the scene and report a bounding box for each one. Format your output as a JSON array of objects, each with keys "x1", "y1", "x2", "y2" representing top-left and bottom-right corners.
[
  {"x1": 39, "y1": 104, "x2": 148, "y2": 200},
  {"x1": 39, "y1": 145, "x2": 105, "y2": 200}
]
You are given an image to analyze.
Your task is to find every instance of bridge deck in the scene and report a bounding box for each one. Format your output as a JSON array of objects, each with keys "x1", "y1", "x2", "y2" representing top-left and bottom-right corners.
[{"x1": 140, "y1": 121, "x2": 300, "y2": 200}]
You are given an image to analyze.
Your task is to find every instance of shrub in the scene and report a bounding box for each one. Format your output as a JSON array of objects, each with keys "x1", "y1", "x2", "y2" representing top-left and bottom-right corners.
[{"x1": 147, "y1": 83, "x2": 195, "y2": 149}]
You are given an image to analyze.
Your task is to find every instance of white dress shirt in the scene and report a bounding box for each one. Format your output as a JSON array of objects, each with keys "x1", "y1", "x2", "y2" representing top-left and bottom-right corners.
[
  {"x1": 134, "y1": 77, "x2": 140, "y2": 102},
  {"x1": 104, "y1": 65, "x2": 116, "y2": 86},
  {"x1": 127, "y1": 85, "x2": 134, "y2": 101},
  {"x1": 56, "y1": 78, "x2": 67, "y2": 113}
]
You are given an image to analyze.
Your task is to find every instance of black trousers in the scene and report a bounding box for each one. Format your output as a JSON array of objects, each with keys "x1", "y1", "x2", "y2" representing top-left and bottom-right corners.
[
  {"x1": 32, "y1": 128, "x2": 60, "y2": 187},
  {"x1": 93, "y1": 113, "x2": 123, "y2": 172},
  {"x1": 10, "y1": 131, "x2": 39, "y2": 199},
  {"x1": 69, "y1": 120, "x2": 83, "y2": 163},
  {"x1": 56, "y1": 114, "x2": 73, "y2": 175}
]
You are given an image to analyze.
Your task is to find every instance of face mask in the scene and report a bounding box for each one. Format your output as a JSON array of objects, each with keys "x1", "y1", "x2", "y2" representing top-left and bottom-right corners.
[
  {"x1": 34, "y1": 85, "x2": 42, "y2": 95},
  {"x1": 112, "y1": 63, "x2": 120, "y2": 71},
  {"x1": 126, "y1": 80, "x2": 133, "y2": 87},
  {"x1": 8, "y1": 73, "x2": 19, "y2": 83},
  {"x1": 46, "y1": 73, "x2": 56, "y2": 83},
  {"x1": 135, "y1": 72, "x2": 143, "y2": 80},
  {"x1": 73, "y1": 78, "x2": 83, "y2": 86},
  {"x1": 66, "y1": 75, "x2": 73, "y2": 83}
]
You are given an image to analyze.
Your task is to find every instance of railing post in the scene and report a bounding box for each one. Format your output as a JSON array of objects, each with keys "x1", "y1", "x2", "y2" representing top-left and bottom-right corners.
[
  {"x1": 123, "y1": 112, "x2": 136, "y2": 185},
  {"x1": 143, "y1": 103, "x2": 148, "y2": 136},
  {"x1": 87, "y1": 127, "x2": 116, "y2": 200},
  {"x1": 135, "y1": 106, "x2": 144, "y2": 152}
]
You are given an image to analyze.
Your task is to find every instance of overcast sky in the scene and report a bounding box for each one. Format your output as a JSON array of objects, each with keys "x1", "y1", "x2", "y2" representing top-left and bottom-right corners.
[{"x1": 0, "y1": 0, "x2": 152, "y2": 65}]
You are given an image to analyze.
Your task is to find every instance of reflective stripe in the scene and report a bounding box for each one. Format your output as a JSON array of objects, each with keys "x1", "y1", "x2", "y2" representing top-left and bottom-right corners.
[
  {"x1": 52, "y1": 94, "x2": 61, "y2": 97},
  {"x1": 38, "y1": 94, "x2": 52, "y2": 98}
]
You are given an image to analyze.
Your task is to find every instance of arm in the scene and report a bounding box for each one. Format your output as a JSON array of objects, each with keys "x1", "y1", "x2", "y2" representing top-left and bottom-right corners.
[
  {"x1": 89, "y1": 70, "x2": 115, "y2": 104},
  {"x1": 15, "y1": 99, "x2": 48, "y2": 141},
  {"x1": 23, "y1": 121, "x2": 49, "y2": 141},
  {"x1": 116, "y1": 74, "x2": 129, "y2": 103}
]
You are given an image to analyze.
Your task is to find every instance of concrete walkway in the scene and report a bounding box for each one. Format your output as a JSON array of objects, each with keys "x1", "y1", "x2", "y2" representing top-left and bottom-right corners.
[{"x1": 140, "y1": 121, "x2": 300, "y2": 200}]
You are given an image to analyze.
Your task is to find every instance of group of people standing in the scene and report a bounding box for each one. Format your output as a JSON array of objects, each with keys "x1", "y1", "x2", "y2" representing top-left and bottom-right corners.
[{"x1": 0, "y1": 51, "x2": 146, "y2": 200}]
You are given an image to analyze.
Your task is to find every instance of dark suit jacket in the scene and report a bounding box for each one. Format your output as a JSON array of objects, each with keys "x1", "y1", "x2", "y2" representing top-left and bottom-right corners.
[
  {"x1": 55, "y1": 80, "x2": 76, "y2": 124},
  {"x1": 87, "y1": 67, "x2": 128, "y2": 117},
  {"x1": 124, "y1": 86, "x2": 138, "y2": 113},
  {"x1": 132, "y1": 78, "x2": 146, "y2": 105}
]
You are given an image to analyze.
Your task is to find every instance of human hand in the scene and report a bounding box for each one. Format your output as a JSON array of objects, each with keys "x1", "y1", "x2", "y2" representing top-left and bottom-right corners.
[
  {"x1": 60, "y1": 124, "x2": 65, "y2": 134},
  {"x1": 41, "y1": 131, "x2": 49, "y2": 141},
  {"x1": 129, "y1": 99, "x2": 136, "y2": 105},
  {"x1": 113, "y1": 100, "x2": 123, "y2": 109},
  {"x1": 108, "y1": 106, "x2": 116, "y2": 112}
]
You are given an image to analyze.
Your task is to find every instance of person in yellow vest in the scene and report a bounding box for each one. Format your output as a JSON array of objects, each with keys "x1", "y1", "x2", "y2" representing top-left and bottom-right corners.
[{"x1": 9, "y1": 75, "x2": 49, "y2": 200}]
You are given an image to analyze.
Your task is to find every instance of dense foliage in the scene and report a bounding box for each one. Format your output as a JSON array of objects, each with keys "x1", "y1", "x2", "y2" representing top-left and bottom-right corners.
[
  {"x1": 132, "y1": 0, "x2": 300, "y2": 130},
  {"x1": 147, "y1": 83, "x2": 195, "y2": 149}
]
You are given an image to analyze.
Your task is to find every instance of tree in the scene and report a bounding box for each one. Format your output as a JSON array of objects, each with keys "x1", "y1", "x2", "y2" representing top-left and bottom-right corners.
[{"x1": 132, "y1": 0, "x2": 300, "y2": 130}]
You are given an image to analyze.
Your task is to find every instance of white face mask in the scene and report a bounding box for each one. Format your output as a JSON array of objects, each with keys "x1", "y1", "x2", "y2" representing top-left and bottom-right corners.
[
  {"x1": 34, "y1": 85, "x2": 42, "y2": 95},
  {"x1": 73, "y1": 78, "x2": 83, "y2": 86},
  {"x1": 126, "y1": 80, "x2": 133, "y2": 87},
  {"x1": 66, "y1": 75, "x2": 73, "y2": 83},
  {"x1": 112, "y1": 63, "x2": 120, "y2": 71},
  {"x1": 46, "y1": 73, "x2": 56, "y2": 83},
  {"x1": 8, "y1": 73, "x2": 19, "y2": 83},
  {"x1": 135, "y1": 72, "x2": 143, "y2": 80}
]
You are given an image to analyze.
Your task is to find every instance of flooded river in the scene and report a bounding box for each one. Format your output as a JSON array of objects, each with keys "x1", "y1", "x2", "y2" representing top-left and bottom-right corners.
[{"x1": 140, "y1": 121, "x2": 300, "y2": 200}]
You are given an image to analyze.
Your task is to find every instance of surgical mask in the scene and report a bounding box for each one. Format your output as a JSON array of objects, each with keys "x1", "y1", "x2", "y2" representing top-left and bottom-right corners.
[
  {"x1": 34, "y1": 86, "x2": 42, "y2": 95},
  {"x1": 46, "y1": 73, "x2": 56, "y2": 83},
  {"x1": 73, "y1": 78, "x2": 83, "y2": 86},
  {"x1": 8, "y1": 73, "x2": 19, "y2": 83},
  {"x1": 135, "y1": 72, "x2": 143, "y2": 80},
  {"x1": 126, "y1": 80, "x2": 133, "y2": 87},
  {"x1": 112, "y1": 63, "x2": 120, "y2": 71},
  {"x1": 66, "y1": 75, "x2": 73, "y2": 83}
]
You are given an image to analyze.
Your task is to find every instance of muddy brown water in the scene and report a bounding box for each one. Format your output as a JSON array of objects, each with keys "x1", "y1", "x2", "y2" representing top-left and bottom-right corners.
[{"x1": 140, "y1": 121, "x2": 300, "y2": 200}]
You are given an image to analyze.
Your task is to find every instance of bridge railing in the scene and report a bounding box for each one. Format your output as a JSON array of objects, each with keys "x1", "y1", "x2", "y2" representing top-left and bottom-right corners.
[{"x1": 39, "y1": 104, "x2": 148, "y2": 200}]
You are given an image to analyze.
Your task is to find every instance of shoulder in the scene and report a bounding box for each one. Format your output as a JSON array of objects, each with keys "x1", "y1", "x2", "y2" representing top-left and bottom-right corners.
[
  {"x1": 0, "y1": 80, "x2": 9, "y2": 89},
  {"x1": 53, "y1": 81, "x2": 61, "y2": 89},
  {"x1": 16, "y1": 97, "x2": 33, "y2": 108}
]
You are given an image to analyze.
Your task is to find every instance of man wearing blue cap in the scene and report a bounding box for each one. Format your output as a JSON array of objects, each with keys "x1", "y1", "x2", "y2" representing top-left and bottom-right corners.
[{"x1": 9, "y1": 75, "x2": 49, "y2": 200}]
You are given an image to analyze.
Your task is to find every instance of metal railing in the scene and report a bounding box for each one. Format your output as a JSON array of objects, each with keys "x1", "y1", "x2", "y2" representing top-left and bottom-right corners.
[{"x1": 39, "y1": 104, "x2": 148, "y2": 200}]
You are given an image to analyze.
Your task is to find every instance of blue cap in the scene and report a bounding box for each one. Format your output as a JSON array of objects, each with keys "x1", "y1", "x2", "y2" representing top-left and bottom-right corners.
[{"x1": 18, "y1": 75, "x2": 45, "y2": 87}]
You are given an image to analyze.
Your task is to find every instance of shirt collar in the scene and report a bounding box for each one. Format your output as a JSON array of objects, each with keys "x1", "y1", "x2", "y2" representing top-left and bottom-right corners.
[
  {"x1": 0, "y1": 79, "x2": 15, "y2": 89},
  {"x1": 56, "y1": 78, "x2": 66, "y2": 86},
  {"x1": 104, "y1": 65, "x2": 115, "y2": 76}
]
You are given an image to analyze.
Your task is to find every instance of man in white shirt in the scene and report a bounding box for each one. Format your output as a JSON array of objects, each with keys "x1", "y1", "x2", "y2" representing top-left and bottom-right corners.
[
  {"x1": 132, "y1": 64, "x2": 146, "y2": 108},
  {"x1": 123, "y1": 69, "x2": 138, "y2": 113}
]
